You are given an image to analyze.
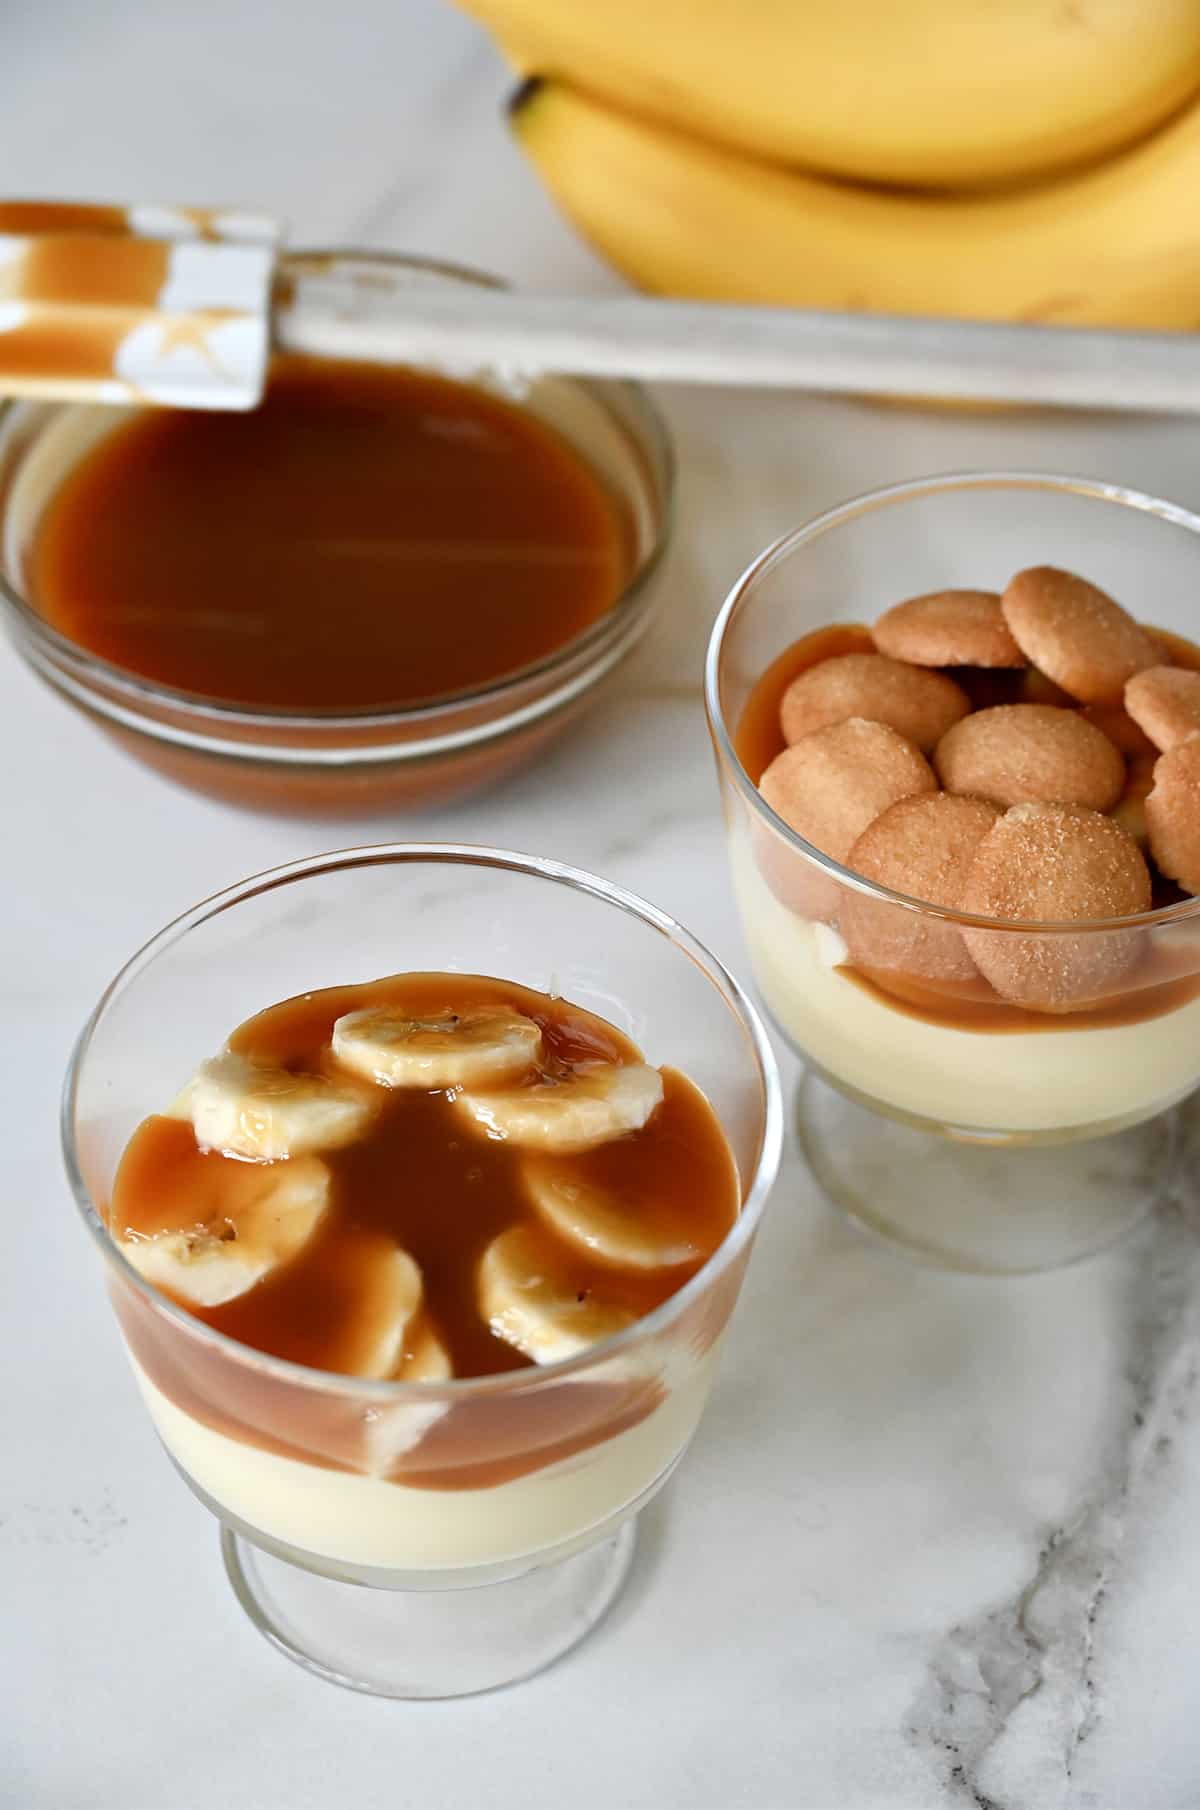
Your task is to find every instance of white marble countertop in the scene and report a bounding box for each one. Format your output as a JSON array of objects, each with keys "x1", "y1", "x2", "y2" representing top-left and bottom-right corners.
[{"x1": 4, "y1": 4, "x2": 1200, "y2": 1806}]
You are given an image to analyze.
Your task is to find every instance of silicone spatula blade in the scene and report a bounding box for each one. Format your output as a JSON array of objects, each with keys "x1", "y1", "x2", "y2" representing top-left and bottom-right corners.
[{"x1": 0, "y1": 201, "x2": 282, "y2": 410}]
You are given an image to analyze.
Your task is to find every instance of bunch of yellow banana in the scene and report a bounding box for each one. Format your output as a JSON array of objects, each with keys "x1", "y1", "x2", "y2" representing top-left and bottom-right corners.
[{"x1": 455, "y1": 0, "x2": 1200, "y2": 327}]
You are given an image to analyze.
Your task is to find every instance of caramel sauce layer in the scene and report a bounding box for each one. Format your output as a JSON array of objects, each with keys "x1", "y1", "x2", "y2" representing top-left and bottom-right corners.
[
  {"x1": 108, "y1": 973, "x2": 740, "y2": 1491},
  {"x1": 734, "y1": 622, "x2": 875, "y2": 782},
  {"x1": 846, "y1": 946, "x2": 1200, "y2": 1033},
  {"x1": 113, "y1": 1281, "x2": 671, "y2": 1493}
]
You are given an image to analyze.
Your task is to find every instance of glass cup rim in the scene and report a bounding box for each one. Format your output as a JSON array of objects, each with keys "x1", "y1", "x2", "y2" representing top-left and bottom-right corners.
[
  {"x1": 63, "y1": 841, "x2": 784, "y2": 1401},
  {"x1": 0, "y1": 247, "x2": 676, "y2": 735},
  {"x1": 704, "y1": 467, "x2": 1200, "y2": 936}
]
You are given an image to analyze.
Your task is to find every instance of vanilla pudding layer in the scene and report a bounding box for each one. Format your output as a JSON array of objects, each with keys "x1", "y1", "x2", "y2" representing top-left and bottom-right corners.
[
  {"x1": 732, "y1": 841, "x2": 1200, "y2": 1136},
  {"x1": 131, "y1": 1350, "x2": 717, "y2": 1572}
]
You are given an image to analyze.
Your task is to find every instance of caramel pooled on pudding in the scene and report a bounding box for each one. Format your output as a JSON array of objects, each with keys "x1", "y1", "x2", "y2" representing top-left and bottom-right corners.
[
  {"x1": 107, "y1": 972, "x2": 740, "y2": 1492},
  {"x1": 113, "y1": 972, "x2": 738, "y2": 1378}
]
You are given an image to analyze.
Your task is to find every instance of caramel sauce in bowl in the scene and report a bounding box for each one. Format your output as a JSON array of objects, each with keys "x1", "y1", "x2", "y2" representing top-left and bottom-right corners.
[
  {"x1": 0, "y1": 253, "x2": 673, "y2": 815},
  {"x1": 62, "y1": 846, "x2": 782, "y2": 1588}
]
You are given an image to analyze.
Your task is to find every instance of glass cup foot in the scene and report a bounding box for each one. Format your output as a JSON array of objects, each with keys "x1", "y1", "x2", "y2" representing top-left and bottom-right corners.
[
  {"x1": 795, "y1": 1067, "x2": 1178, "y2": 1275},
  {"x1": 221, "y1": 1518, "x2": 637, "y2": 1700}
]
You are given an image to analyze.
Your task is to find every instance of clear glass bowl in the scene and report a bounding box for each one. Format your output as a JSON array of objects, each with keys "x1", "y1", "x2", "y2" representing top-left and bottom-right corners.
[
  {"x1": 706, "y1": 472, "x2": 1200, "y2": 1274},
  {"x1": 64, "y1": 844, "x2": 781, "y2": 1697},
  {"x1": 0, "y1": 253, "x2": 673, "y2": 816}
]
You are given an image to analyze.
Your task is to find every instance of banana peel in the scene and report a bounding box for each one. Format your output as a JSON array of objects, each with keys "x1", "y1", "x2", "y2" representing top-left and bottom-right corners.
[{"x1": 467, "y1": 0, "x2": 1200, "y2": 189}]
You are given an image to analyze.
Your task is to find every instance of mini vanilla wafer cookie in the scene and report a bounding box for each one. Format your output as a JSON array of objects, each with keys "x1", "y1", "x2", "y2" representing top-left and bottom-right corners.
[
  {"x1": 935, "y1": 703, "x2": 1124, "y2": 811},
  {"x1": 1109, "y1": 754, "x2": 1157, "y2": 849},
  {"x1": 841, "y1": 792, "x2": 1000, "y2": 981},
  {"x1": 1125, "y1": 667, "x2": 1200, "y2": 753},
  {"x1": 874, "y1": 590, "x2": 1022, "y2": 669},
  {"x1": 1145, "y1": 735, "x2": 1200, "y2": 894},
  {"x1": 1001, "y1": 566, "x2": 1159, "y2": 704},
  {"x1": 779, "y1": 652, "x2": 968, "y2": 753},
  {"x1": 759, "y1": 717, "x2": 937, "y2": 866},
  {"x1": 961, "y1": 802, "x2": 1151, "y2": 1010}
]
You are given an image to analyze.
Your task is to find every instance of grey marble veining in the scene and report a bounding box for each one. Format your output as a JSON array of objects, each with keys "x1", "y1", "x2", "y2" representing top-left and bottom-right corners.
[
  {"x1": 911, "y1": 1102, "x2": 1200, "y2": 1809},
  {"x1": 3, "y1": 4, "x2": 1200, "y2": 1806}
]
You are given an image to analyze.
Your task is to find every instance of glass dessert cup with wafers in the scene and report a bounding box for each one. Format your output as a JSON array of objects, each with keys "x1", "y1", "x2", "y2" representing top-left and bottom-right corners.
[
  {"x1": 706, "y1": 473, "x2": 1200, "y2": 1275},
  {"x1": 63, "y1": 845, "x2": 781, "y2": 1699}
]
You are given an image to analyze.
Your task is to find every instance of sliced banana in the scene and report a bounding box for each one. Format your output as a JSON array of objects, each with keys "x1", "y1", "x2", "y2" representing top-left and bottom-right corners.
[
  {"x1": 331, "y1": 1003, "x2": 542, "y2": 1091},
  {"x1": 164, "y1": 1084, "x2": 197, "y2": 1122},
  {"x1": 186, "y1": 1049, "x2": 374, "y2": 1161},
  {"x1": 361, "y1": 1318, "x2": 454, "y2": 1475},
  {"x1": 522, "y1": 1154, "x2": 700, "y2": 1272},
  {"x1": 458, "y1": 1060, "x2": 664, "y2": 1154},
  {"x1": 120, "y1": 1155, "x2": 330, "y2": 1308},
  {"x1": 479, "y1": 1224, "x2": 636, "y2": 1365},
  {"x1": 345, "y1": 1245, "x2": 426, "y2": 1380},
  {"x1": 399, "y1": 1319, "x2": 454, "y2": 1384}
]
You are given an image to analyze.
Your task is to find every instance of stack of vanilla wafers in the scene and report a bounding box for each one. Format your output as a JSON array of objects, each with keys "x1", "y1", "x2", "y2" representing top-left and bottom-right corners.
[{"x1": 759, "y1": 571, "x2": 1200, "y2": 1011}]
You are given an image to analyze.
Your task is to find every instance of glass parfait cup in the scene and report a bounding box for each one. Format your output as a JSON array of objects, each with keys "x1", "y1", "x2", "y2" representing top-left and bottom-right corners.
[
  {"x1": 706, "y1": 472, "x2": 1200, "y2": 1275},
  {"x1": 64, "y1": 845, "x2": 781, "y2": 1698}
]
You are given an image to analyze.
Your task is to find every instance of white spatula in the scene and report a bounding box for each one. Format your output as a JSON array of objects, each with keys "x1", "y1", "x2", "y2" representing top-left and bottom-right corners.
[{"x1": 1, "y1": 200, "x2": 1197, "y2": 415}]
